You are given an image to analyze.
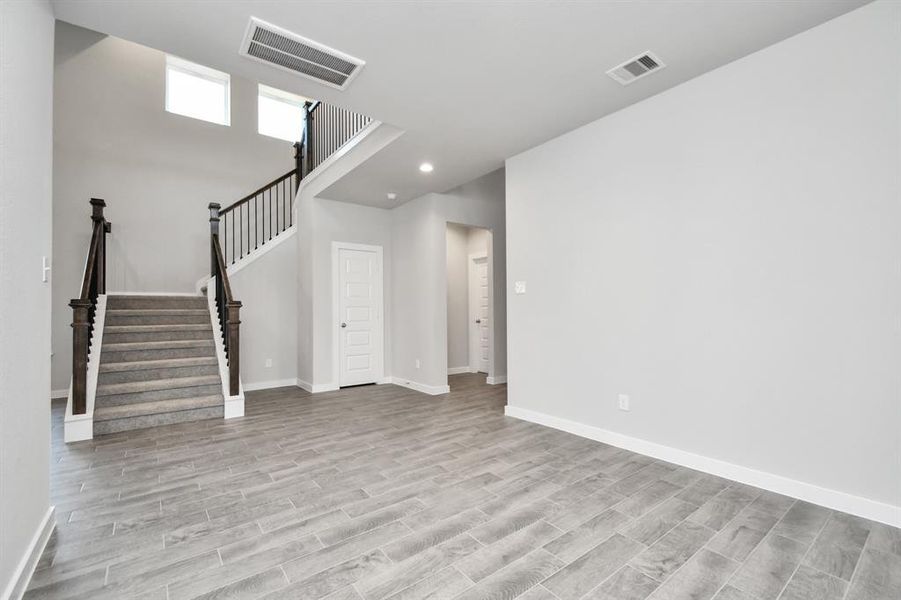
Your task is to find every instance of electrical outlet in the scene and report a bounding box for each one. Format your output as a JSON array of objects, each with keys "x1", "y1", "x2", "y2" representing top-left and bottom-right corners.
[
  {"x1": 618, "y1": 394, "x2": 630, "y2": 411},
  {"x1": 415, "y1": 359, "x2": 421, "y2": 369},
  {"x1": 514, "y1": 281, "x2": 526, "y2": 295},
  {"x1": 265, "y1": 358, "x2": 272, "y2": 368}
]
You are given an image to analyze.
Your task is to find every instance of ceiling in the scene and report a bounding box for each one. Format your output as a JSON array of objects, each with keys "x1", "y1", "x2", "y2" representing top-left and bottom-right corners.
[{"x1": 52, "y1": 0, "x2": 869, "y2": 209}]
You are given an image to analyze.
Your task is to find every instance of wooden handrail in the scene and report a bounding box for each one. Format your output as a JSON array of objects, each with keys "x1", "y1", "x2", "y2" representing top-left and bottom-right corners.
[
  {"x1": 70, "y1": 198, "x2": 111, "y2": 415},
  {"x1": 209, "y1": 203, "x2": 241, "y2": 397},
  {"x1": 215, "y1": 100, "x2": 371, "y2": 266},
  {"x1": 219, "y1": 168, "x2": 299, "y2": 216}
]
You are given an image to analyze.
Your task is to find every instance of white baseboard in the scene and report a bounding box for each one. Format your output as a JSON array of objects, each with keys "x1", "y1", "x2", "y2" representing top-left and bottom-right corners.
[
  {"x1": 447, "y1": 366, "x2": 471, "y2": 375},
  {"x1": 504, "y1": 405, "x2": 901, "y2": 528},
  {"x1": 50, "y1": 388, "x2": 68, "y2": 400},
  {"x1": 1, "y1": 506, "x2": 55, "y2": 600},
  {"x1": 387, "y1": 377, "x2": 450, "y2": 396},
  {"x1": 487, "y1": 375, "x2": 507, "y2": 385},
  {"x1": 242, "y1": 378, "x2": 299, "y2": 392},
  {"x1": 296, "y1": 379, "x2": 339, "y2": 393}
]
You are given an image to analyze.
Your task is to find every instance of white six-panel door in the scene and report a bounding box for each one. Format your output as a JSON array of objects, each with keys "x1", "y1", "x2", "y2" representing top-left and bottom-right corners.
[
  {"x1": 337, "y1": 245, "x2": 383, "y2": 387},
  {"x1": 469, "y1": 256, "x2": 490, "y2": 374}
]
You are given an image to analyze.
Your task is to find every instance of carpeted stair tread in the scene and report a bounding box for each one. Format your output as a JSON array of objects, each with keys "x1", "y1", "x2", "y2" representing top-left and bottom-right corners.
[
  {"x1": 94, "y1": 395, "x2": 223, "y2": 422},
  {"x1": 102, "y1": 340, "x2": 214, "y2": 351},
  {"x1": 97, "y1": 375, "x2": 221, "y2": 396},
  {"x1": 104, "y1": 324, "x2": 212, "y2": 333},
  {"x1": 106, "y1": 309, "x2": 209, "y2": 316},
  {"x1": 100, "y1": 356, "x2": 218, "y2": 373}
]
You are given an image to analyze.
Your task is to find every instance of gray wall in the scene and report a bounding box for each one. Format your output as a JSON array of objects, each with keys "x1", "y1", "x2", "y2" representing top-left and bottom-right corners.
[
  {"x1": 446, "y1": 223, "x2": 470, "y2": 370},
  {"x1": 295, "y1": 169, "x2": 506, "y2": 391},
  {"x1": 51, "y1": 22, "x2": 294, "y2": 391},
  {"x1": 0, "y1": 0, "x2": 54, "y2": 593},
  {"x1": 506, "y1": 0, "x2": 900, "y2": 511},
  {"x1": 447, "y1": 224, "x2": 490, "y2": 371},
  {"x1": 310, "y1": 196, "x2": 393, "y2": 386},
  {"x1": 392, "y1": 168, "x2": 507, "y2": 389}
]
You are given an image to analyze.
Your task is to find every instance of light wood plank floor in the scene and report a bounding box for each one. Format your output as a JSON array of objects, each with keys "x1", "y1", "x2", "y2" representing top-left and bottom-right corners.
[{"x1": 30, "y1": 374, "x2": 900, "y2": 599}]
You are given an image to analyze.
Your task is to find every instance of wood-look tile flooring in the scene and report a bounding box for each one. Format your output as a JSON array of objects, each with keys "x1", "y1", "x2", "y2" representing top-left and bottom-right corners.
[{"x1": 31, "y1": 374, "x2": 900, "y2": 600}]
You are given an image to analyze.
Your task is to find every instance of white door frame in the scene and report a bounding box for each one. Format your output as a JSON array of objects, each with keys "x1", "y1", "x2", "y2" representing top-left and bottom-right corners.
[
  {"x1": 332, "y1": 241, "x2": 385, "y2": 388},
  {"x1": 467, "y1": 252, "x2": 491, "y2": 374}
]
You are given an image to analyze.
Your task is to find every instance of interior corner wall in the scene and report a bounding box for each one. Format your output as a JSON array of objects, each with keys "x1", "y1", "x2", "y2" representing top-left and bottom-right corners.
[
  {"x1": 446, "y1": 223, "x2": 470, "y2": 370},
  {"x1": 0, "y1": 0, "x2": 55, "y2": 595},
  {"x1": 51, "y1": 21, "x2": 295, "y2": 392},
  {"x1": 392, "y1": 168, "x2": 507, "y2": 389},
  {"x1": 506, "y1": 0, "x2": 901, "y2": 518}
]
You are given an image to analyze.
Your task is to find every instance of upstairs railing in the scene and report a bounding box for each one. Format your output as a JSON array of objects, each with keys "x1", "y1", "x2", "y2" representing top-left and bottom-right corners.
[
  {"x1": 208, "y1": 204, "x2": 241, "y2": 397},
  {"x1": 206, "y1": 99, "x2": 370, "y2": 394},
  {"x1": 70, "y1": 198, "x2": 111, "y2": 415},
  {"x1": 215, "y1": 100, "x2": 372, "y2": 265}
]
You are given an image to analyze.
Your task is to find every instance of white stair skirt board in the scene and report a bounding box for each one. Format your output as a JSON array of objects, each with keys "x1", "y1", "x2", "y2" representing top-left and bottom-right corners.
[
  {"x1": 206, "y1": 283, "x2": 244, "y2": 419},
  {"x1": 1, "y1": 506, "x2": 55, "y2": 600},
  {"x1": 388, "y1": 377, "x2": 450, "y2": 396},
  {"x1": 447, "y1": 366, "x2": 471, "y2": 375},
  {"x1": 505, "y1": 405, "x2": 901, "y2": 528},
  {"x1": 297, "y1": 379, "x2": 340, "y2": 394},
  {"x1": 486, "y1": 375, "x2": 507, "y2": 385},
  {"x1": 64, "y1": 294, "x2": 107, "y2": 442}
]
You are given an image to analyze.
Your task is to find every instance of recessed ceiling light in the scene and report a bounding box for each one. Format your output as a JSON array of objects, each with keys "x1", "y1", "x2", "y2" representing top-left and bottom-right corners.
[
  {"x1": 386, "y1": 192, "x2": 397, "y2": 201},
  {"x1": 419, "y1": 162, "x2": 434, "y2": 173}
]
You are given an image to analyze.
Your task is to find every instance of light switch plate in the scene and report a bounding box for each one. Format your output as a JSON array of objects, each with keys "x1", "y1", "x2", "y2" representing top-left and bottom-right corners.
[{"x1": 514, "y1": 281, "x2": 526, "y2": 295}]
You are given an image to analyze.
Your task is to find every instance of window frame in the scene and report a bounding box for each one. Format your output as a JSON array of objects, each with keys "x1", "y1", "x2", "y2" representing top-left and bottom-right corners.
[
  {"x1": 257, "y1": 83, "x2": 308, "y2": 143},
  {"x1": 165, "y1": 55, "x2": 231, "y2": 126}
]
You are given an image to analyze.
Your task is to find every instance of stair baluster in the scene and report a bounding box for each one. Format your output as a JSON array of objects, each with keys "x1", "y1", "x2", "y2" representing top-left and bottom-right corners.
[{"x1": 70, "y1": 198, "x2": 111, "y2": 415}]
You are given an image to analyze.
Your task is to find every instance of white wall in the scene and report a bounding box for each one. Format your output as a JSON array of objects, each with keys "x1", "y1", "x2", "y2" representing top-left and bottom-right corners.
[
  {"x1": 506, "y1": 0, "x2": 901, "y2": 521},
  {"x1": 229, "y1": 235, "x2": 298, "y2": 388},
  {"x1": 392, "y1": 168, "x2": 507, "y2": 390},
  {"x1": 51, "y1": 22, "x2": 294, "y2": 391},
  {"x1": 0, "y1": 0, "x2": 55, "y2": 595},
  {"x1": 309, "y1": 196, "x2": 393, "y2": 387},
  {"x1": 447, "y1": 224, "x2": 490, "y2": 371},
  {"x1": 446, "y1": 223, "x2": 470, "y2": 370}
]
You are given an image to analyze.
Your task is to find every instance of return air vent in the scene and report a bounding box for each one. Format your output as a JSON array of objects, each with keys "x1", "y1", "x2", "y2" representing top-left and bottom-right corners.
[
  {"x1": 239, "y1": 17, "x2": 365, "y2": 90},
  {"x1": 606, "y1": 51, "x2": 665, "y2": 85}
]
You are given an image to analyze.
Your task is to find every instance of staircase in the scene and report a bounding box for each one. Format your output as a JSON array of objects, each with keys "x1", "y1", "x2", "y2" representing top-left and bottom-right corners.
[
  {"x1": 93, "y1": 295, "x2": 223, "y2": 435},
  {"x1": 65, "y1": 100, "x2": 374, "y2": 441}
]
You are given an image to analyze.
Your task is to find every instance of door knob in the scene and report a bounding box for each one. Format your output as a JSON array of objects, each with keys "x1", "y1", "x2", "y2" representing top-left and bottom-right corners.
[
  {"x1": 340, "y1": 322, "x2": 347, "y2": 328},
  {"x1": 475, "y1": 319, "x2": 481, "y2": 324}
]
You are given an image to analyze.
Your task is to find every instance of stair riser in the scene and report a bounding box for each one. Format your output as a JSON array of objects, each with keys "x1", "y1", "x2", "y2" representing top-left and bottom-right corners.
[
  {"x1": 103, "y1": 330, "x2": 213, "y2": 344},
  {"x1": 101, "y1": 347, "x2": 215, "y2": 363},
  {"x1": 95, "y1": 384, "x2": 223, "y2": 407},
  {"x1": 98, "y1": 364, "x2": 220, "y2": 385},
  {"x1": 105, "y1": 314, "x2": 210, "y2": 326},
  {"x1": 106, "y1": 297, "x2": 207, "y2": 310},
  {"x1": 93, "y1": 405, "x2": 224, "y2": 436}
]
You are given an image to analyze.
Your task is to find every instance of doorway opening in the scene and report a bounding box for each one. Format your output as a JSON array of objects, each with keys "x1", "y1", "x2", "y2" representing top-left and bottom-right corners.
[{"x1": 446, "y1": 223, "x2": 492, "y2": 387}]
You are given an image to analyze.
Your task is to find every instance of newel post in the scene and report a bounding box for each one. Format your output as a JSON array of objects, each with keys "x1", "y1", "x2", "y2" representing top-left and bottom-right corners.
[
  {"x1": 226, "y1": 300, "x2": 241, "y2": 396},
  {"x1": 208, "y1": 203, "x2": 221, "y2": 277},
  {"x1": 69, "y1": 300, "x2": 91, "y2": 415}
]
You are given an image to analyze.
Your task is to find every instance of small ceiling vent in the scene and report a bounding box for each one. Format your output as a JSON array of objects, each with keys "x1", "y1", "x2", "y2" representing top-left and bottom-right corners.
[
  {"x1": 607, "y1": 51, "x2": 665, "y2": 85},
  {"x1": 239, "y1": 17, "x2": 365, "y2": 90}
]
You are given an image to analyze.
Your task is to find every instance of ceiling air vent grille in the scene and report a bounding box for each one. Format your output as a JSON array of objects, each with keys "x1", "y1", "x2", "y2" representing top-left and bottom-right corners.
[
  {"x1": 240, "y1": 17, "x2": 365, "y2": 90},
  {"x1": 607, "y1": 51, "x2": 666, "y2": 85}
]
